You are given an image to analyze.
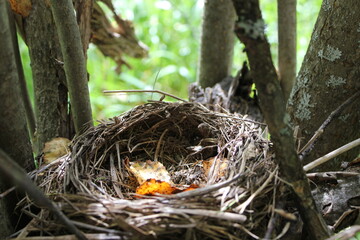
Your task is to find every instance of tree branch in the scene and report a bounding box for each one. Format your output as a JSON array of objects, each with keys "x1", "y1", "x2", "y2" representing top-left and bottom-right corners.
[
  {"x1": 278, "y1": 0, "x2": 297, "y2": 101},
  {"x1": 231, "y1": 0, "x2": 331, "y2": 239},
  {"x1": 6, "y1": 4, "x2": 36, "y2": 139},
  {"x1": 304, "y1": 138, "x2": 360, "y2": 172},
  {"x1": 50, "y1": 0, "x2": 93, "y2": 133}
]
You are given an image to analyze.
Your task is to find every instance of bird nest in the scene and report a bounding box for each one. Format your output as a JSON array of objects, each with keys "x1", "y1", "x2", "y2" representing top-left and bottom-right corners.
[{"x1": 19, "y1": 101, "x2": 280, "y2": 240}]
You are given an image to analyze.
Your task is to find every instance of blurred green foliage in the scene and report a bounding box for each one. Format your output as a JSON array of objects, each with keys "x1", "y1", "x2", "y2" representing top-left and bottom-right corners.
[{"x1": 20, "y1": 0, "x2": 322, "y2": 120}]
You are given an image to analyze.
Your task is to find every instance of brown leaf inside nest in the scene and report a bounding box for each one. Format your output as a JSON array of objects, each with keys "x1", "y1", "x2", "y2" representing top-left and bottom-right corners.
[
  {"x1": 136, "y1": 179, "x2": 176, "y2": 196},
  {"x1": 42, "y1": 137, "x2": 71, "y2": 164},
  {"x1": 129, "y1": 160, "x2": 172, "y2": 185},
  {"x1": 202, "y1": 157, "x2": 228, "y2": 180}
]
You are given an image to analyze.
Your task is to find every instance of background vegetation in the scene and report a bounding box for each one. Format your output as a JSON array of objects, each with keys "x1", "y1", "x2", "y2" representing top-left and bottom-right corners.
[{"x1": 19, "y1": 0, "x2": 322, "y2": 120}]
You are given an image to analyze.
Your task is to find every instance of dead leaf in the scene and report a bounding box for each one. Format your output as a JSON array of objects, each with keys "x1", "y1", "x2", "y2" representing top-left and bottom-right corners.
[
  {"x1": 203, "y1": 157, "x2": 228, "y2": 178},
  {"x1": 43, "y1": 137, "x2": 70, "y2": 164},
  {"x1": 129, "y1": 160, "x2": 172, "y2": 185},
  {"x1": 135, "y1": 179, "x2": 199, "y2": 198},
  {"x1": 136, "y1": 178, "x2": 176, "y2": 196},
  {"x1": 8, "y1": 0, "x2": 32, "y2": 17}
]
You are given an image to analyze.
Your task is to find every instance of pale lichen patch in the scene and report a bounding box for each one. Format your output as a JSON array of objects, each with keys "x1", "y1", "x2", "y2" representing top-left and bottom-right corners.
[
  {"x1": 312, "y1": 31, "x2": 319, "y2": 41},
  {"x1": 236, "y1": 19, "x2": 265, "y2": 40},
  {"x1": 283, "y1": 113, "x2": 292, "y2": 129},
  {"x1": 326, "y1": 75, "x2": 346, "y2": 87},
  {"x1": 288, "y1": 75, "x2": 309, "y2": 106},
  {"x1": 295, "y1": 92, "x2": 314, "y2": 121},
  {"x1": 323, "y1": 0, "x2": 331, "y2": 11},
  {"x1": 318, "y1": 45, "x2": 342, "y2": 61},
  {"x1": 339, "y1": 114, "x2": 350, "y2": 122}
]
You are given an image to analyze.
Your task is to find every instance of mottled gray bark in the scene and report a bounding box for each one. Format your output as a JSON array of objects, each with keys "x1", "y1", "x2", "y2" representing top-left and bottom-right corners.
[
  {"x1": 278, "y1": 0, "x2": 297, "y2": 101},
  {"x1": 23, "y1": 0, "x2": 72, "y2": 154},
  {"x1": 51, "y1": 0, "x2": 93, "y2": 133},
  {"x1": 197, "y1": 0, "x2": 236, "y2": 88},
  {"x1": 0, "y1": 1, "x2": 33, "y2": 237},
  {"x1": 288, "y1": 0, "x2": 360, "y2": 170}
]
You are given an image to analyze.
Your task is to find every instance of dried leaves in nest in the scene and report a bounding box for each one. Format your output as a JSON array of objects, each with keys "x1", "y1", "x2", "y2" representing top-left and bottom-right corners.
[{"x1": 17, "y1": 102, "x2": 282, "y2": 240}]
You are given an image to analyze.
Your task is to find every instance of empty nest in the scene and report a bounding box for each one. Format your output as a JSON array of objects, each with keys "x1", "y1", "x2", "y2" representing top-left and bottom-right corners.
[{"x1": 18, "y1": 101, "x2": 280, "y2": 240}]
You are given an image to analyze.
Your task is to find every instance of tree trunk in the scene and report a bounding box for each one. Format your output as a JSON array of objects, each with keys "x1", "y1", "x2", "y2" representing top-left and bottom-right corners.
[
  {"x1": 23, "y1": 0, "x2": 72, "y2": 154},
  {"x1": 0, "y1": 1, "x2": 33, "y2": 237},
  {"x1": 197, "y1": 0, "x2": 236, "y2": 88},
  {"x1": 288, "y1": 0, "x2": 360, "y2": 170},
  {"x1": 278, "y1": 0, "x2": 297, "y2": 101}
]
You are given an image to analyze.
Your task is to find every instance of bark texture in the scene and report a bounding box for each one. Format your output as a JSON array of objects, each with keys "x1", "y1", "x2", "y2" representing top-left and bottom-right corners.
[
  {"x1": 288, "y1": 0, "x2": 360, "y2": 170},
  {"x1": 197, "y1": 0, "x2": 236, "y2": 88},
  {"x1": 7, "y1": 7, "x2": 36, "y2": 139},
  {"x1": 50, "y1": 0, "x2": 93, "y2": 133},
  {"x1": 0, "y1": 1, "x2": 33, "y2": 237},
  {"x1": 23, "y1": 0, "x2": 71, "y2": 154},
  {"x1": 232, "y1": 0, "x2": 331, "y2": 239},
  {"x1": 278, "y1": 0, "x2": 297, "y2": 101},
  {"x1": 74, "y1": 0, "x2": 93, "y2": 56}
]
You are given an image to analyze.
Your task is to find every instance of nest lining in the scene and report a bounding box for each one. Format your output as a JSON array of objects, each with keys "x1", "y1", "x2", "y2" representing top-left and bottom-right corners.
[{"x1": 19, "y1": 101, "x2": 279, "y2": 240}]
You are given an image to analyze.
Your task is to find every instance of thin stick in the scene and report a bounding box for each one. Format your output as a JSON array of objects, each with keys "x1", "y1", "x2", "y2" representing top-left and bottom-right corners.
[
  {"x1": 298, "y1": 129, "x2": 323, "y2": 154},
  {"x1": 162, "y1": 172, "x2": 244, "y2": 199},
  {"x1": 104, "y1": 89, "x2": 188, "y2": 102},
  {"x1": 299, "y1": 91, "x2": 360, "y2": 160},
  {"x1": 306, "y1": 171, "x2": 359, "y2": 179},
  {"x1": 303, "y1": 138, "x2": 360, "y2": 172},
  {"x1": 325, "y1": 225, "x2": 360, "y2": 240},
  {"x1": 154, "y1": 129, "x2": 168, "y2": 162}
]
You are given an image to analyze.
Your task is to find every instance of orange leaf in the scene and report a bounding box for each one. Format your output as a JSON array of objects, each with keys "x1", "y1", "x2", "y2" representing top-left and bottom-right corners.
[{"x1": 136, "y1": 178, "x2": 176, "y2": 197}]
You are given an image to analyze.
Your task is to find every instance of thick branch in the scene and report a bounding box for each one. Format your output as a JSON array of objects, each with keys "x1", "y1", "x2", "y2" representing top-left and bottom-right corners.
[
  {"x1": 231, "y1": 0, "x2": 331, "y2": 239},
  {"x1": 50, "y1": 0, "x2": 93, "y2": 133}
]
